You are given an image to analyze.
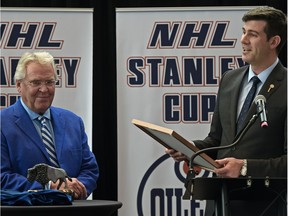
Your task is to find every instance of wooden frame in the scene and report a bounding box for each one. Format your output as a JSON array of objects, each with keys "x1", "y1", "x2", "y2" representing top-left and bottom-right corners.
[{"x1": 132, "y1": 119, "x2": 221, "y2": 172}]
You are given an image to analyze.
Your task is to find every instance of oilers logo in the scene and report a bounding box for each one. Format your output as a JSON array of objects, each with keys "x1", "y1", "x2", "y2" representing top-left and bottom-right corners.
[{"x1": 137, "y1": 154, "x2": 211, "y2": 216}]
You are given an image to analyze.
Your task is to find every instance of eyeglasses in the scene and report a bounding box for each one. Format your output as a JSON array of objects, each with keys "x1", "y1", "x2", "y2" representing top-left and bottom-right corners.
[{"x1": 22, "y1": 79, "x2": 58, "y2": 87}]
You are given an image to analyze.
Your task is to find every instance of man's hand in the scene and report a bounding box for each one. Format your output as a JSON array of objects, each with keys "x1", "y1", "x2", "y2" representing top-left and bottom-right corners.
[
  {"x1": 165, "y1": 148, "x2": 189, "y2": 162},
  {"x1": 214, "y1": 157, "x2": 244, "y2": 178},
  {"x1": 51, "y1": 178, "x2": 87, "y2": 200}
]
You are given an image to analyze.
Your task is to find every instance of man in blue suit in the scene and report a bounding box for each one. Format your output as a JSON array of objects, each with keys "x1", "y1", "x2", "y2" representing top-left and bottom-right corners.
[{"x1": 1, "y1": 51, "x2": 99, "y2": 200}]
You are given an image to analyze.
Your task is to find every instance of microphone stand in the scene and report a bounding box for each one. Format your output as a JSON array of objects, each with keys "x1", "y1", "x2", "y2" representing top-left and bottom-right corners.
[{"x1": 183, "y1": 113, "x2": 258, "y2": 200}]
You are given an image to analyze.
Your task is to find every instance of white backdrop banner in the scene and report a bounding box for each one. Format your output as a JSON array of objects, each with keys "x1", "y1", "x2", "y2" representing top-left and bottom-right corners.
[
  {"x1": 1, "y1": 8, "x2": 93, "y2": 151},
  {"x1": 116, "y1": 6, "x2": 252, "y2": 216}
]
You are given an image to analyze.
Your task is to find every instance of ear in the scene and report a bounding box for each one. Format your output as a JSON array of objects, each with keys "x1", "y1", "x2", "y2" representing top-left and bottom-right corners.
[
  {"x1": 269, "y1": 35, "x2": 281, "y2": 49},
  {"x1": 16, "y1": 80, "x2": 22, "y2": 93}
]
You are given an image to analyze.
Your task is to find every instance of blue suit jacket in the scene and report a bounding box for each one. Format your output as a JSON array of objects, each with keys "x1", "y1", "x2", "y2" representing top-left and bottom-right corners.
[{"x1": 1, "y1": 99, "x2": 99, "y2": 197}]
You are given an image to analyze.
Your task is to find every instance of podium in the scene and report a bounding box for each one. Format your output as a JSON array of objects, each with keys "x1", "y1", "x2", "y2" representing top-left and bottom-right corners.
[
  {"x1": 190, "y1": 177, "x2": 287, "y2": 216},
  {"x1": 1, "y1": 200, "x2": 123, "y2": 216}
]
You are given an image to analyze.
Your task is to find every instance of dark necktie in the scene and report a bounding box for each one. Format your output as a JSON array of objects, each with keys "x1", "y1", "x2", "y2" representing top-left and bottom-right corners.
[
  {"x1": 237, "y1": 76, "x2": 260, "y2": 133},
  {"x1": 38, "y1": 116, "x2": 59, "y2": 167}
]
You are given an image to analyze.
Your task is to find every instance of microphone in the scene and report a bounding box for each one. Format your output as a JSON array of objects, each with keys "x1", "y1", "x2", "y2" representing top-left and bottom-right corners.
[{"x1": 254, "y1": 95, "x2": 268, "y2": 128}]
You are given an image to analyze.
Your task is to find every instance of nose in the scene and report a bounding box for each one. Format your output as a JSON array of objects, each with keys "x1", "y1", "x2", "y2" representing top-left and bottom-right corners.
[
  {"x1": 38, "y1": 84, "x2": 49, "y2": 91},
  {"x1": 240, "y1": 33, "x2": 248, "y2": 44}
]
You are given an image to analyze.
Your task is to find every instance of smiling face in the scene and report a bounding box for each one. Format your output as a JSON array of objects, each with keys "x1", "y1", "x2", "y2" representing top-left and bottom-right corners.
[
  {"x1": 16, "y1": 62, "x2": 56, "y2": 114},
  {"x1": 241, "y1": 20, "x2": 279, "y2": 73}
]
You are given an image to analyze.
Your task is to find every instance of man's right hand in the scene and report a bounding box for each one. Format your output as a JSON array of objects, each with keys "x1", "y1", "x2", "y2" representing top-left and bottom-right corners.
[{"x1": 51, "y1": 178, "x2": 87, "y2": 200}]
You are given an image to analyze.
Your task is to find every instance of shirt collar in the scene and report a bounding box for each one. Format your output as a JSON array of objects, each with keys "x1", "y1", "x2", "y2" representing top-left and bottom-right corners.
[
  {"x1": 20, "y1": 97, "x2": 51, "y2": 120},
  {"x1": 247, "y1": 58, "x2": 279, "y2": 83}
]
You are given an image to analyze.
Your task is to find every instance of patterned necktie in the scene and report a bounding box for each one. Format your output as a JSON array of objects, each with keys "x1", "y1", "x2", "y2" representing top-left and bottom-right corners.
[
  {"x1": 237, "y1": 76, "x2": 260, "y2": 133},
  {"x1": 38, "y1": 116, "x2": 59, "y2": 167}
]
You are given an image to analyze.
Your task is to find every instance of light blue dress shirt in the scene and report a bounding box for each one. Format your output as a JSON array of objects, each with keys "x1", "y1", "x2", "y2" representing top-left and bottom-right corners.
[{"x1": 20, "y1": 98, "x2": 54, "y2": 139}]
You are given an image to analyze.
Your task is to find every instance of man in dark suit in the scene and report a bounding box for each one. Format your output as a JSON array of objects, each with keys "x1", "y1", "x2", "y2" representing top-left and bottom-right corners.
[
  {"x1": 166, "y1": 6, "x2": 287, "y2": 216},
  {"x1": 1, "y1": 51, "x2": 99, "y2": 200}
]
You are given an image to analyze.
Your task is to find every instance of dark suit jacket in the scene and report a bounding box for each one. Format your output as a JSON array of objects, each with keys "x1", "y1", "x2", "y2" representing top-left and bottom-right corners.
[
  {"x1": 194, "y1": 62, "x2": 287, "y2": 177},
  {"x1": 1, "y1": 99, "x2": 99, "y2": 196}
]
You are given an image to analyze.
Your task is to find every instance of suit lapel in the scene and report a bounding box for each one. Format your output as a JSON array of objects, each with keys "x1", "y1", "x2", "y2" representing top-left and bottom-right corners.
[
  {"x1": 258, "y1": 62, "x2": 285, "y2": 99},
  {"x1": 50, "y1": 108, "x2": 65, "y2": 162},
  {"x1": 14, "y1": 100, "x2": 50, "y2": 161},
  {"x1": 241, "y1": 62, "x2": 285, "y2": 133}
]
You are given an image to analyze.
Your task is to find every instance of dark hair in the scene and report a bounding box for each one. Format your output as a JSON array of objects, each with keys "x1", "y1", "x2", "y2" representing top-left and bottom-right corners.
[{"x1": 242, "y1": 6, "x2": 287, "y2": 54}]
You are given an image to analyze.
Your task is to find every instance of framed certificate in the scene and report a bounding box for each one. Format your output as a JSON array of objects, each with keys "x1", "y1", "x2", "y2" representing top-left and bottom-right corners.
[{"x1": 132, "y1": 118, "x2": 221, "y2": 172}]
